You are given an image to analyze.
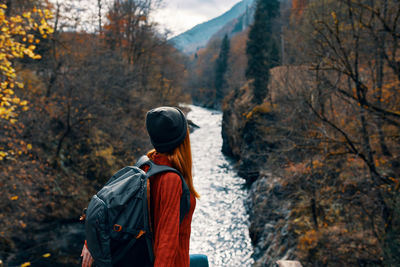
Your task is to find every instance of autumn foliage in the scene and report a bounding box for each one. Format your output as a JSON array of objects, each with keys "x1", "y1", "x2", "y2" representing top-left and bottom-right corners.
[
  {"x1": 0, "y1": 3, "x2": 52, "y2": 160},
  {"x1": 250, "y1": 0, "x2": 399, "y2": 265},
  {"x1": 0, "y1": 0, "x2": 187, "y2": 265},
  {"x1": 220, "y1": 0, "x2": 399, "y2": 265}
]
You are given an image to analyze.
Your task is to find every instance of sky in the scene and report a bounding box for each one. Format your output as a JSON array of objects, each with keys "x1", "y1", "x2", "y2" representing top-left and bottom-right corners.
[
  {"x1": 48, "y1": 0, "x2": 242, "y2": 36},
  {"x1": 152, "y1": 0, "x2": 243, "y2": 37}
]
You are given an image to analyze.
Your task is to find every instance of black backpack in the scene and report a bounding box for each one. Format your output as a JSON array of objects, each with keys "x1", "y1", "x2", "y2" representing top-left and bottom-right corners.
[{"x1": 84, "y1": 155, "x2": 191, "y2": 267}]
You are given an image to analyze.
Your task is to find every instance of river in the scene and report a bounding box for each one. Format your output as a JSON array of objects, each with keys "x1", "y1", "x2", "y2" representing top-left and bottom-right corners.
[{"x1": 186, "y1": 105, "x2": 254, "y2": 266}]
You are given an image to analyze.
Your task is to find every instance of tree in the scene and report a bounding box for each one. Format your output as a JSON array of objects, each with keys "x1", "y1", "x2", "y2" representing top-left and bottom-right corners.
[
  {"x1": 186, "y1": 39, "x2": 220, "y2": 108},
  {"x1": 291, "y1": 0, "x2": 308, "y2": 18},
  {"x1": 222, "y1": 0, "x2": 399, "y2": 265},
  {"x1": 0, "y1": 3, "x2": 53, "y2": 160},
  {"x1": 104, "y1": 0, "x2": 153, "y2": 64},
  {"x1": 0, "y1": 0, "x2": 189, "y2": 265},
  {"x1": 246, "y1": 0, "x2": 280, "y2": 104},
  {"x1": 214, "y1": 34, "x2": 230, "y2": 108},
  {"x1": 269, "y1": 0, "x2": 400, "y2": 264}
]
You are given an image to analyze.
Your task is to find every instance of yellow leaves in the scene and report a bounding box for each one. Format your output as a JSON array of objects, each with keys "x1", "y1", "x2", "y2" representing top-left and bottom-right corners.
[
  {"x1": 0, "y1": 5, "x2": 53, "y2": 160},
  {"x1": 10, "y1": 195, "x2": 19, "y2": 201},
  {"x1": 43, "y1": 9, "x2": 52, "y2": 19},
  {"x1": 245, "y1": 103, "x2": 273, "y2": 120},
  {"x1": 331, "y1": 11, "x2": 337, "y2": 23},
  {"x1": 10, "y1": 15, "x2": 23, "y2": 24},
  {"x1": 27, "y1": 144, "x2": 32, "y2": 150},
  {"x1": 21, "y1": 262, "x2": 31, "y2": 267},
  {"x1": 31, "y1": 54, "x2": 41, "y2": 60},
  {"x1": 42, "y1": 253, "x2": 51, "y2": 258},
  {"x1": 0, "y1": 151, "x2": 7, "y2": 160},
  {"x1": 16, "y1": 81, "x2": 24, "y2": 88},
  {"x1": 27, "y1": 34, "x2": 35, "y2": 43},
  {"x1": 22, "y1": 12, "x2": 31, "y2": 19},
  {"x1": 95, "y1": 146, "x2": 115, "y2": 166},
  {"x1": 12, "y1": 97, "x2": 20, "y2": 104}
]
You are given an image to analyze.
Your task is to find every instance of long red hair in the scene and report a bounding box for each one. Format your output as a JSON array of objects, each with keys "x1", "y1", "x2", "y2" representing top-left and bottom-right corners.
[{"x1": 147, "y1": 128, "x2": 200, "y2": 199}]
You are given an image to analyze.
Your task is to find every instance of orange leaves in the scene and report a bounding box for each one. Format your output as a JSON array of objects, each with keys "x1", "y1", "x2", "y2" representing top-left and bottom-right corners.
[
  {"x1": 19, "y1": 220, "x2": 27, "y2": 228},
  {"x1": 285, "y1": 161, "x2": 310, "y2": 175},
  {"x1": 388, "y1": 177, "x2": 399, "y2": 186},
  {"x1": 298, "y1": 229, "x2": 318, "y2": 250},
  {"x1": 291, "y1": 0, "x2": 308, "y2": 18},
  {"x1": 374, "y1": 157, "x2": 388, "y2": 167}
]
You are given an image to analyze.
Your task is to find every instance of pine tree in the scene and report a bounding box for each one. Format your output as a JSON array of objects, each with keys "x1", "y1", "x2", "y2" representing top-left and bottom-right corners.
[
  {"x1": 215, "y1": 34, "x2": 230, "y2": 108},
  {"x1": 246, "y1": 0, "x2": 280, "y2": 104}
]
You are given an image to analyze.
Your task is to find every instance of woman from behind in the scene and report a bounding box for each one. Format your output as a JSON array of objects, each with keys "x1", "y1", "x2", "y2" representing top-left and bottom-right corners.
[
  {"x1": 81, "y1": 106, "x2": 200, "y2": 267},
  {"x1": 145, "y1": 106, "x2": 200, "y2": 267}
]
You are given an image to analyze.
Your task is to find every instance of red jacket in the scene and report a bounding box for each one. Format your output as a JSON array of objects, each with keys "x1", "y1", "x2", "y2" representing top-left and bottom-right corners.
[{"x1": 144, "y1": 153, "x2": 196, "y2": 267}]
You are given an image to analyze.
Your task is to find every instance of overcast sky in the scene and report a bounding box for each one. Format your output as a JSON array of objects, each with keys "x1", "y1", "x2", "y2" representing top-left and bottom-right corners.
[
  {"x1": 48, "y1": 0, "x2": 241, "y2": 36},
  {"x1": 152, "y1": 0, "x2": 242, "y2": 37}
]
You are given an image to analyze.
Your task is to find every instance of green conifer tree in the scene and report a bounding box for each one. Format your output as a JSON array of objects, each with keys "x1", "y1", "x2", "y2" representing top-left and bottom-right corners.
[
  {"x1": 246, "y1": 0, "x2": 280, "y2": 104},
  {"x1": 215, "y1": 34, "x2": 230, "y2": 108}
]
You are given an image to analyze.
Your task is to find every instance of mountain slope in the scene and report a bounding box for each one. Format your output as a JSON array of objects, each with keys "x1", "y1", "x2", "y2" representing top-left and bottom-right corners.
[{"x1": 170, "y1": 0, "x2": 255, "y2": 54}]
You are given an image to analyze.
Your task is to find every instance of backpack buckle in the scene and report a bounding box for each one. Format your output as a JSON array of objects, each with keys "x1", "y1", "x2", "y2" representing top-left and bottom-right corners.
[
  {"x1": 136, "y1": 230, "x2": 146, "y2": 239},
  {"x1": 79, "y1": 208, "x2": 87, "y2": 221},
  {"x1": 113, "y1": 224, "x2": 123, "y2": 232}
]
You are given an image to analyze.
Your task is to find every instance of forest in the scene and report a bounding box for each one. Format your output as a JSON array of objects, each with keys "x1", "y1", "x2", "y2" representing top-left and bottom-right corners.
[
  {"x1": 217, "y1": 0, "x2": 399, "y2": 266},
  {"x1": 0, "y1": 0, "x2": 399, "y2": 266},
  {"x1": 0, "y1": 0, "x2": 188, "y2": 265}
]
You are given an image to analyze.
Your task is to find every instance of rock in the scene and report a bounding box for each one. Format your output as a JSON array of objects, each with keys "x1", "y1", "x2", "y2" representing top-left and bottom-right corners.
[
  {"x1": 247, "y1": 176, "x2": 299, "y2": 266},
  {"x1": 222, "y1": 83, "x2": 276, "y2": 184},
  {"x1": 221, "y1": 83, "x2": 253, "y2": 160},
  {"x1": 221, "y1": 75, "x2": 301, "y2": 266},
  {"x1": 188, "y1": 119, "x2": 200, "y2": 132}
]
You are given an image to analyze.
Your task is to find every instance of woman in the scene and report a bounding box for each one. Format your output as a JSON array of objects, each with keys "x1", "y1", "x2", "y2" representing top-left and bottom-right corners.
[{"x1": 82, "y1": 106, "x2": 199, "y2": 267}]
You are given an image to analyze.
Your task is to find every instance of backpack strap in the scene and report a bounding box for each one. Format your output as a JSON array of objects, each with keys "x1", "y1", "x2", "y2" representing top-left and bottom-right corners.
[
  {"x1": 133, "y1": 155, "x2": 191, "y2": 266},
  {"x1": 136, "y1": 155, "x2": 191, "y2": 223}
]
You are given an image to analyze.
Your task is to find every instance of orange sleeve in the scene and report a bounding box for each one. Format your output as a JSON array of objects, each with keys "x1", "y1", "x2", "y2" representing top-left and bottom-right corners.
[{"x1": 153, "y1": 172, "x2": 182, "y2": 267}]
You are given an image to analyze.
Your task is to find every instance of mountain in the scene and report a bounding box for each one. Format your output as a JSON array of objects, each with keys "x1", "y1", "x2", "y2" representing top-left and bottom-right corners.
[{"x1": 170, "y1": 0, "x2": 255, "y2": 54}]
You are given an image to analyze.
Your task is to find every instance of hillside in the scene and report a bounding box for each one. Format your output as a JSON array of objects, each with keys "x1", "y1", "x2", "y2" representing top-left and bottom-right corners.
[{"x1": 170, "y1": 0, "x2": 255, "y2": 54}]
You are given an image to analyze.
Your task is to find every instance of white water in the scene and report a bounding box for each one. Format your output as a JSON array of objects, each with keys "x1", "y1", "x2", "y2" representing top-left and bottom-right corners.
[{"x1": 186, "y1": 105, "x2": 254, "y2": 267}]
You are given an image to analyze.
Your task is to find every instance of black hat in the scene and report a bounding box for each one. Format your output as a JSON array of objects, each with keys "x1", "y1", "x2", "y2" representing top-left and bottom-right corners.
[{"x1": 146, "y1": 107, "x2": 188, "y2": 153}]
